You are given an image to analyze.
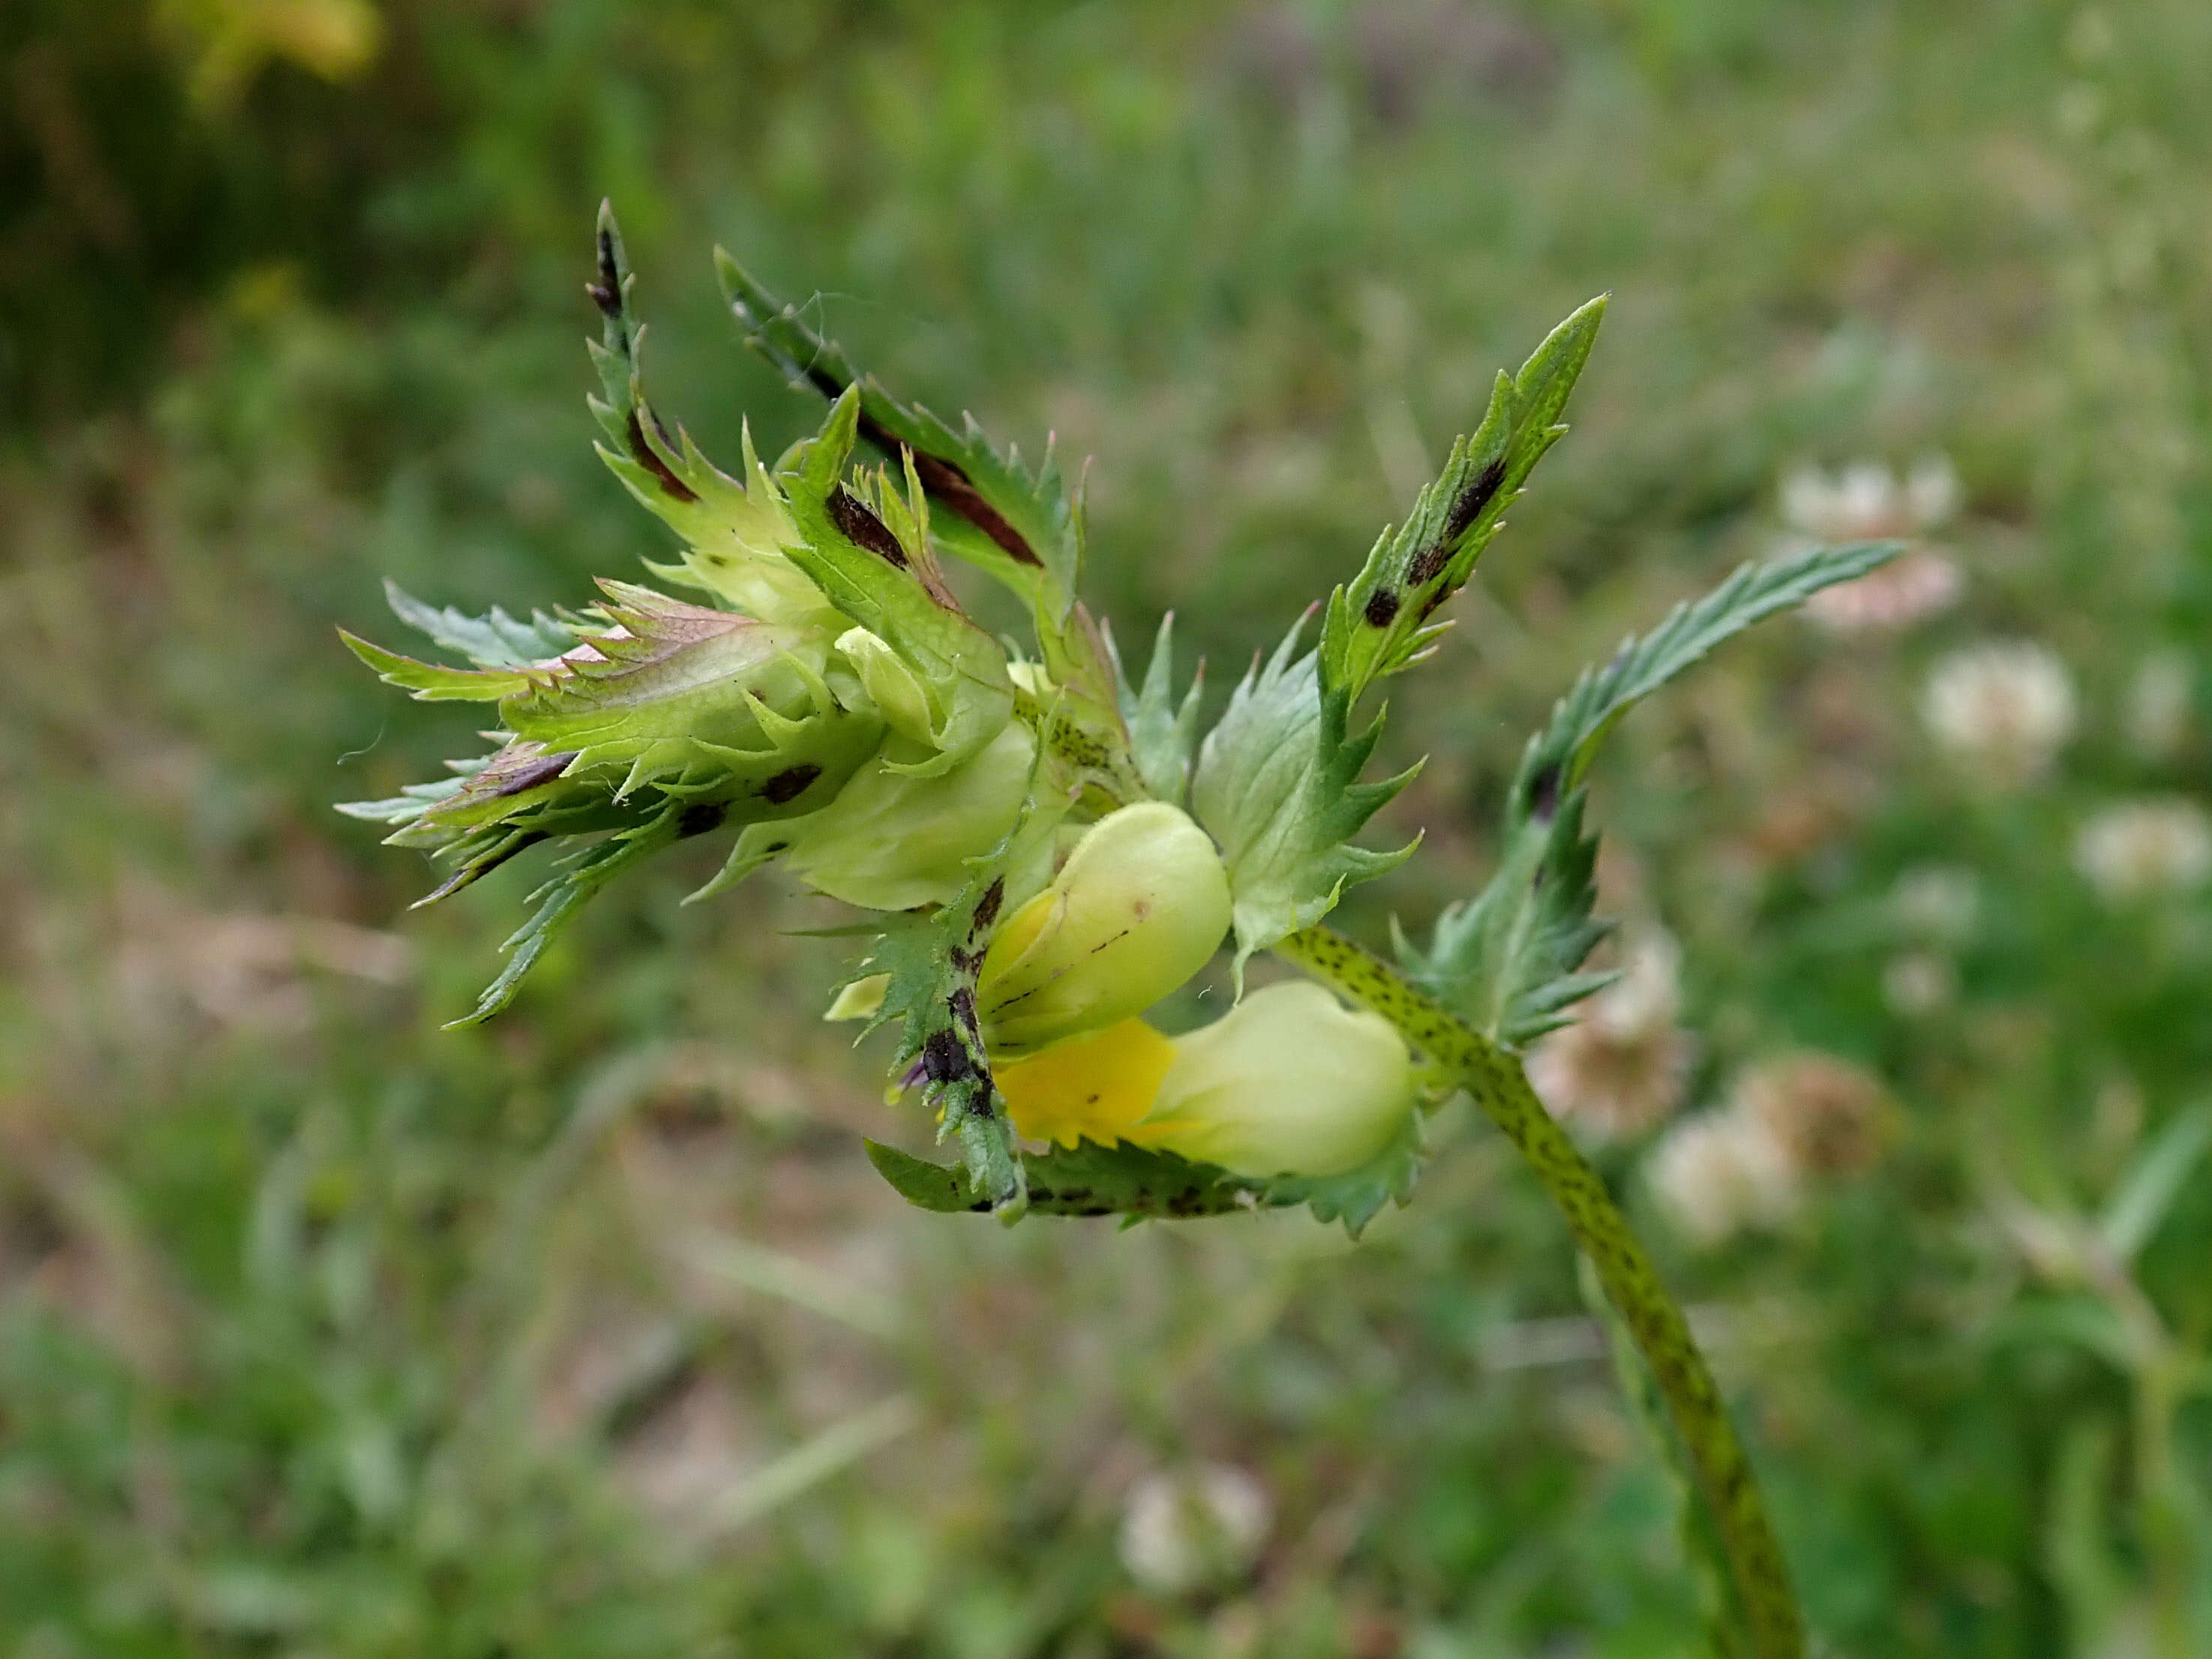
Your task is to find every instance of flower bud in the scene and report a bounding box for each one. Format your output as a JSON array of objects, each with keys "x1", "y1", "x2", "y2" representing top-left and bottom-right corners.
[
  {"x1": 977, "y1": 802, "x2": 1231, "y2": 1055},
  {"x1": 1132, "y1": 982, "x2": 1415, "y2": 1177}
]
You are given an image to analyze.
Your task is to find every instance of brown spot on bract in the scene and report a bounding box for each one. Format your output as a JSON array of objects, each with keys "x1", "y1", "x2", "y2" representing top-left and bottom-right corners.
[
  {"x1": 677, "y1": 802, "x2": 728, "y2": 837},
  {"x1": 589, "y1": 226, "x2": 621, "y2": 318},
  {"x1": 974, "y1": 878, "x2": 1006, "y2": 933},
  {"x1": 1364, "y1": 589, "x2": 1401, "y2": 627},
  {"x1": 828, "y1": 487, "x2": 907, "y2": 566},
  {"x1": 626, "y1": 408, "x2": 699, "y2": 502},
  {"x1": 1407, "y1": 540, "x2": 1451, "y2": 587},
  {"x1": 481, "y1": 749, "x2": 578, "y2": 801},
  {"x1": 760, "y1": 764, "x2": 821, "y2": 805},
  {"x1": 1444, "y1": 454, "x2": 1509, "y2": 544}
]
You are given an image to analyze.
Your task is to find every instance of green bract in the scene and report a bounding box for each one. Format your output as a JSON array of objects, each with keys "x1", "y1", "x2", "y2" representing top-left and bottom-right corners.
[{"x1": 756, "y1": 722, "x2": 1045, "y2": 914}]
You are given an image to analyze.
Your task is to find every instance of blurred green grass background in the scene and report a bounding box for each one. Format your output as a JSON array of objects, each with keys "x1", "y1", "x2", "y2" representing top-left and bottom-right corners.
[{"x1": 5, "y1": 2, "x2": 2211, "y2": 1654}]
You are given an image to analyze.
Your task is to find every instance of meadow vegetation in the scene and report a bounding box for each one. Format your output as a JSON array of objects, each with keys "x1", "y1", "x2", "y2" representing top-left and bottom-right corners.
[{"x1": 4, "y1": 2, "x2": 2210, "y2": 1654}]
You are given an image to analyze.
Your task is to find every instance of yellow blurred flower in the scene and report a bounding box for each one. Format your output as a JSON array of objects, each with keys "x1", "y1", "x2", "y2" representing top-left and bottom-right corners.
[{"x1": 162, "y1": 0, "x2": 384, "y2": 109}]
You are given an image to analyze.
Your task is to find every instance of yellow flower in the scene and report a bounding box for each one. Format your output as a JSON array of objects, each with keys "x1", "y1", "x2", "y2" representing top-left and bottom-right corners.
[
  {"x1": 996, "y1": 982, "x2": 1416, "y2": 1178},
  {"x1": 976, "y1": 802, "x2": 1231, "y2": 1055},
  {"x1": 994, "y1": 1019, "x2": 1178, "y2": 1148}
]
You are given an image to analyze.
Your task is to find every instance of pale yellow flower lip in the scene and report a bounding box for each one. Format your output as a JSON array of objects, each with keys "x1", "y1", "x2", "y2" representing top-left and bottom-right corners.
[
  {"x1": 993, "y1": 982, "x2": 1418, "y2": 1180},
  {"x1": 976, "y1": 802, "x2": 1232, "y2": 1056}
]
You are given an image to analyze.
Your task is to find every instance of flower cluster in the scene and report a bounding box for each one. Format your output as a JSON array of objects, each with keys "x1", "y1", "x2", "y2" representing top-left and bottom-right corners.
[
  {"x1": 2074, "y1": 796, "x2": 2212, "y2": 904},
  {"x1": 341, "y1": 210, "x2": 1427, "y2": 1196},
  {"x1": 338, "y1": 208, "x2": 1899, "y2": 1234},
  {"x1": 1779, "y1": 456, "x2": 1964, "y2": 635}
]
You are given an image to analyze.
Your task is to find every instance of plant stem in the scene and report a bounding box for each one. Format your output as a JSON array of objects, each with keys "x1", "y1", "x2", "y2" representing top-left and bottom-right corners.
[{"x1": 1275, "y1": 925, "x2": 1804, "y2": 1659}]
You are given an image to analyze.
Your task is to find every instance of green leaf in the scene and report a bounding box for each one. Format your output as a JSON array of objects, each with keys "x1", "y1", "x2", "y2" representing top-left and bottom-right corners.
[
  {"x1": 383, "y1": 579, "x2": 576, "y2": 668},
  {"x1": 1258, "y1": 1105, "x2": 1425, "y2": 1238},
  {"x1": 868, "y1": 1118, "x2": 1420, "y2": 1239},
  {"x1": 716, "y1": 247, "x2": 1081, "y2": 623},
  {"x1": 339, "y1": 631, "x2": 529, "y2": 702},
  {"x1": 851, "y1": 842, "x2": 1045, "y2": 1214},
  {"x1": 1106, "y1": 614, "x2": 1205, "y2": 806},
  {"x1": 2098, "y1": 1102, "x2": 2212, "y2": 1264},
  {"x1": 335, "y1": 776, "x2": 470, "y2": 823},
  {"x1": 447, "y1": 808, "x2": 684, "y2": 1028},
  {"x1": 719, "y1": 243, "x2": 1139, "y2": 799},
  {"x1": 866, "y1": 1137, "x2": 1263, "y2": 1220},
  {"x1": 1190, "y1": 619, "x2": 1420, "y2": 978},
  {"x1": 1322, "y1": 297, "x2": 1605, "y2": 704},
  {"x1": 499, "y1": 579, "x2": 879, "y2": 800},
  {"x1": 1404, "y1": 540, "x2": 1902, "y2": 1044},
  {"x1": 1400, "y1": 790, "x2": 1611, "y2": 1046},
  {"x1": 584, "y1": 206, "x2": 843, "y2": 629},
  {"x1": 1512, "y1": 540, "x2": 1901, "y2": 817}
]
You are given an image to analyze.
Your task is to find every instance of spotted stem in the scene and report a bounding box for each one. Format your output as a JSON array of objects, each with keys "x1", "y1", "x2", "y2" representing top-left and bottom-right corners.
[{"x1": 1274, "y1": 924, "x2": 1804, "y2": 1659}]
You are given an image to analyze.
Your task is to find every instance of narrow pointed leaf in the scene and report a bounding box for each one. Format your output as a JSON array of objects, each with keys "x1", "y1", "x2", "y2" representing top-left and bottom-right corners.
[
  {"x1": 1323, "y1": 297, "x2": 1606, "y2": 703},
  {"x1": 1406, "y1": 540, "x2": 1903, "y2": 1045}
]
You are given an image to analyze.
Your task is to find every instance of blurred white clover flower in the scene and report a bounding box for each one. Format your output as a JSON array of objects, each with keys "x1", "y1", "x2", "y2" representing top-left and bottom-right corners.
[
  {"x1": 1888, "y1": 863, "x2": 1981, "y2": 943},
  {"x1": 1118, "y1": 1464, "x2": 1273, "y2": 1595},
  {"x1": 1526, "y1": 934, "x2": 1695, "y2": 1142},
  {"x1": 1781, "y1": 457, "x2": 1958, "y2": 541},
  {"x1": 1882, "y1": 952, "x2": 1957, "y2": 1018},
  {"x1": 1782, "y1": 456, "x2": 1964, "y2": 634},
  {"x1": 2073, "y1": 797, "x2": 2212, "y2": 903},
  {"x1": 1733, "y1": 1052, "x2": 1889, "y2": 1180},
  {"x1": 1646, "y1": 1109, "x2": 1800, "y2": 1249},
  {"x1": 2124, "y1": 650, "x2": 2195, "y2": 763},
  {"x1": 1921, "y1": 640, "x2": 2078, "y2": 784}
]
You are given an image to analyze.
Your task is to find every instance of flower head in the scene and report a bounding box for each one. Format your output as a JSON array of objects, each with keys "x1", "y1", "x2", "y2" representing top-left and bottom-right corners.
[
  {"x1": 1526, "y1": 934, "x2": 1694, "y2": 1142},
  {"x1": 1781, "y1": 455, "x2": 1958, "y2": 542},
  {"x1": 2125, "y1": 650, "x2": 2194, "y2": 762},
  {"x1": 1921, "y1": 640, "x2": 2077, "y2": 785},
  {"x1": 1781, "y1": 456, "x2": 1964, "y2": 635},
  {"x1": 2074, "y1": 797, "x2": 2212, "y2": 903},
  {"x1": 1118, "y1": 1465, "x2": 1273, "y2": 1595},
  {"x1": 1646, "y1": 1109, "x2": 1799, "y2": 1248},
  {"x1": 1732, "y1": 1052, "x2": 1889, "y2": 1179}
]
